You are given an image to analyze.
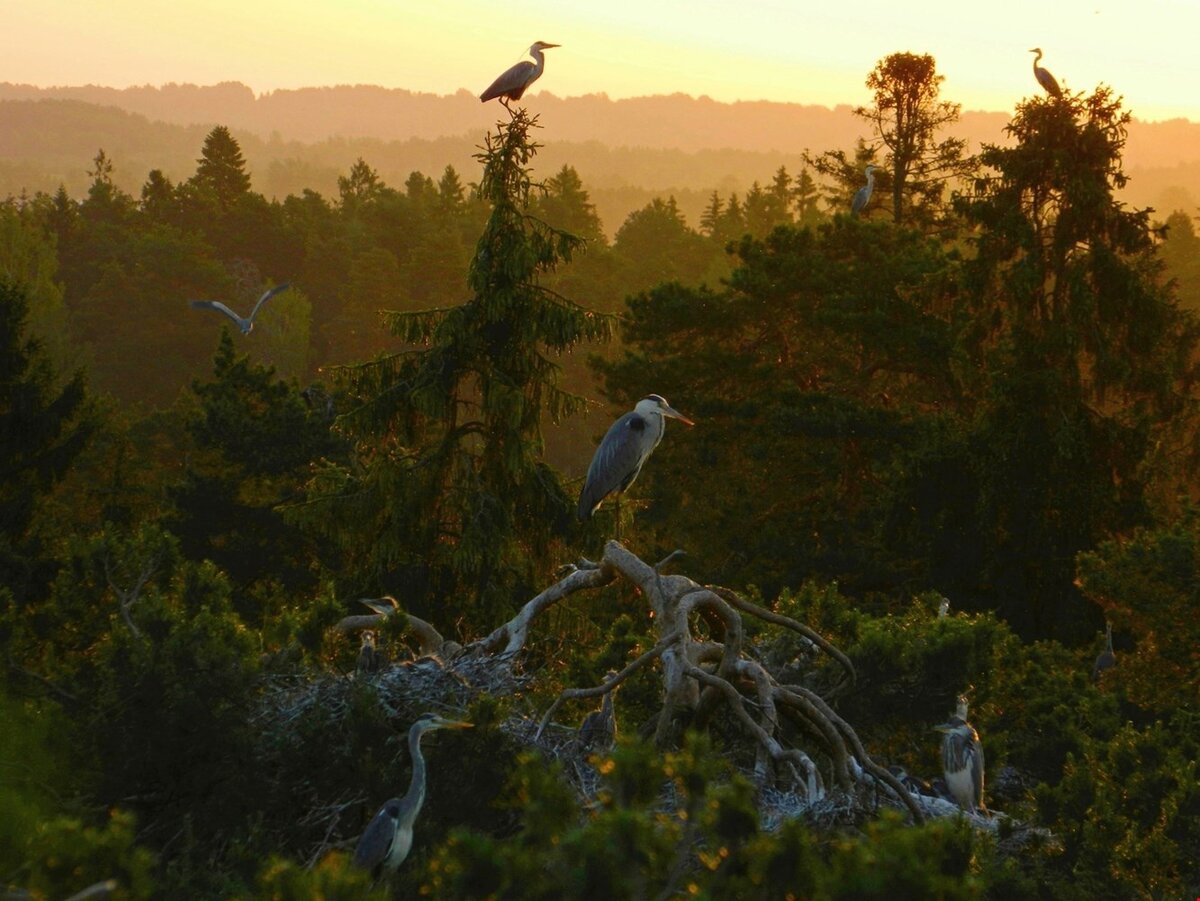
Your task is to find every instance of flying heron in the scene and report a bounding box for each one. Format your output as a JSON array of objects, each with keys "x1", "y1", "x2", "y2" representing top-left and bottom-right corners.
[
  {"x1": 352, "y1": 713, "x2": 473, "y2": 878},
  {"x1": 480, "y1": 41, "x2": 560, "y2": 107},
  {"x1": 578, "y1": 395, "x2": 694, "y2": 527},
  {"x1": 189, "y1": 283, "x2": 290, "y2": 335},
  {"x1": 1029, "y1": 48, "x2": 1063, "y2": 99},
  {"x1": 933, "y1": 697, "x2": 986, "y2": 814},
  {"x1": 851, "y1": 164, "x2": 878, "y2": 216},
  {"x1": 578, "y1": 672, "x2": 618, "y2": 751},
  {"x1": 1091, "y1": 621, "x2": 1116, "y2": 682}
]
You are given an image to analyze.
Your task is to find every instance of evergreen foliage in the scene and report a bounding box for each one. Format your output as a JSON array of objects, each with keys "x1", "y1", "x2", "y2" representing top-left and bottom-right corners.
[{"x1": 296, "y1": 110, "x2": 611, "y2": 628}]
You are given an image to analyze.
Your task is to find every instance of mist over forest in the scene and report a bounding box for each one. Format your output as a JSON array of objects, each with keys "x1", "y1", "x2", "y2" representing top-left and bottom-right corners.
[
  {"x1": 3, "y1": 81, "x2": 1199, "y2": 236},
  {"x1": 3, "y1": 58, "x2": 1200, "y2": 900}
]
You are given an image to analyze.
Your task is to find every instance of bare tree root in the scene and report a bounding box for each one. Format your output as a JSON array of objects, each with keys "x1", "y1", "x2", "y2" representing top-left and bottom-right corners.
[{"x1": 504, "y1": 540, "x2": 924, "y2": 824}]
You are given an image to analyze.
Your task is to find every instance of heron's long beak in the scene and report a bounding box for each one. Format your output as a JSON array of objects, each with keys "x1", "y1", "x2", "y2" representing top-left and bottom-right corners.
[
  {"x1": 437, "y1": 718, "x2": 474, "y2": 730},
  {"x1": 664, "y1": 406, "x2": 695, "y2": 427},
  {"x1": 542, "y1": 43, "x2": 561, "y2": 48},
  {"x1": 932, "y1": 722, "x2": 953, "y2": 733}
]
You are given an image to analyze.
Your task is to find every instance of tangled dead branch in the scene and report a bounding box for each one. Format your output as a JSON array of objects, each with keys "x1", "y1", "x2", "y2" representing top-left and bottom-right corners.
[{"x1": 487, "y1": 540, "x2": 924, "y2": 823}]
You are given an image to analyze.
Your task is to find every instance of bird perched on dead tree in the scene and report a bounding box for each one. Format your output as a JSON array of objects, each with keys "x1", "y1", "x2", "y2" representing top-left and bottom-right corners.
[
  {"x1": 480, "y1": 41, "x2": 560, "y2": 107},
  {"x1": 578, "y1": 395, "x2": 694, "y2": 525}
]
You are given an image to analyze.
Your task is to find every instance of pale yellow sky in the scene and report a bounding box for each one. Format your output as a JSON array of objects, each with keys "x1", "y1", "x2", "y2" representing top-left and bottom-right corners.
[{"x1": 5, "y1": 0, "x2": 1198, "y2": 121}]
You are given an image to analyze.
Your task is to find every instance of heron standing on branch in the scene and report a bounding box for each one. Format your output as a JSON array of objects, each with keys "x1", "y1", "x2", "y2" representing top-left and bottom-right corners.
[
  {"x1": 189, "y1": 283, "x2": 290, "y2": 335},
  {"x1": 480, "y1": 41, "x2": 560, "y2": 107},
  {"x1": 578, "y1": 395, "x2": 694, "y2": 526},
  {"x1": 934, "y1": 697, "x2": 986, "y2": 814},
  {"x1": 352, "y1": 713, "x2": 473, "y2": 879},
  {"x1": 1029, "y1": 48, "x2": 1063, "y2": 99},
  {"x1": 851, "y1": 164, "x2": 878, "y2": 216}
]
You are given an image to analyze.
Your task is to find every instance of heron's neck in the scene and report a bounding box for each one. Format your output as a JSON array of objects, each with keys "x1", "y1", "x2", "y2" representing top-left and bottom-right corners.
[
  {"x1": 1105, "y1": 625, "x2": 1113, "y2": 653},
  {"x1": 865, "y1": 170, "x2": 875, "y2": 188},
  {"x1": 601, "y1": 692, "x2": 613, "y2": 716},
  {"x1": 403, "y1": 727, "x2": 428, "y2": 816},
  {"x1": 529, "y1": 47, "x2": 546, "y2": 75},
  {"x1": 1032, "y1": 51, "x2": 1043, "y2": 69}
]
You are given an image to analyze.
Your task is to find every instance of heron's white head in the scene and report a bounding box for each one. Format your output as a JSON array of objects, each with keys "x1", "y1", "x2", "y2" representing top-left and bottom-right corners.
[{"x1": 637, "y1": 394, "x2": 695, "y2": 426}]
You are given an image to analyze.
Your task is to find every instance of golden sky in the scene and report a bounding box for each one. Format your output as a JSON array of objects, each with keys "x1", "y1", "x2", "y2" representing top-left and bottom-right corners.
[{"x1": 6, "y1": 0, "x2": 1198, "y2": 122}]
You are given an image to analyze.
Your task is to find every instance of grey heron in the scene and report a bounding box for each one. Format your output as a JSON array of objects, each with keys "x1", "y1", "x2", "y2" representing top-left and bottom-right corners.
[
  {"x1": 480, "y1": 42, "x2": 560, "y2": 107},
  {"x1": 1029, "y1": 48, "x2": 1063, "y2": 99},
  {"x1": 358, "y1": 596, "x2": 399, "y2": 618},
  {"x1": 933, "y1": 697, "x2": 986, "y2": 814},
  {"x1": 352, "y1": 713, "x2": 473, "y2": 878},
  {"x1": 577, "y1": 394, "x2": 694, "y2": 522},
  {"x1": 851, "y1": 164, "x2": 878, "y2": 216},
  {"x1": 189, "y1": 283, "x2": 290, "y2": 335},
  {"x1": 578, "y1": 672, "x2": 618, "y2": 751},
  {"x1": 1091, "y1": 621, "x2": 1115, "y2": 682},
  {"x1": 937, "y1": 596, "x2": 951, "y2": 618}
]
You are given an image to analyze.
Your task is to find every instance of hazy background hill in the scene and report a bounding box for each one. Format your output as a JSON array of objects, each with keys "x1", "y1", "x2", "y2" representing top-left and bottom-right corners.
[{"x1": 3, "y1": 82, "x2": 1199, "y2": 234}]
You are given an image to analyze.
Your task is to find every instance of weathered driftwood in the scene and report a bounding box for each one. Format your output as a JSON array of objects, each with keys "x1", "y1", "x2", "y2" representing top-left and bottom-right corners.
[{"x1": 483, "y1": 540, "x2": 923, "y2": 823}]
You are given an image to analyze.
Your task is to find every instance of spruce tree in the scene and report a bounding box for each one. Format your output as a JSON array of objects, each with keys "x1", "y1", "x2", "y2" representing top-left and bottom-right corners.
[{"x1": 300, "y1": 110, "x2": 611, "y2": 626}]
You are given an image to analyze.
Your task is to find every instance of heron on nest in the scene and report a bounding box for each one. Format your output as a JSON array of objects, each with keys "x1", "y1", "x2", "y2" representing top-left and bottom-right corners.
[
  {"x1": 578, "y1": 672, "x2": 619, "y2": 751},
  {"x1": 933, "y1": 696, "x2": 986, "y2": 814},
  {"x1": 352, "y1": 713, "x2": 473, "y2": 879}
]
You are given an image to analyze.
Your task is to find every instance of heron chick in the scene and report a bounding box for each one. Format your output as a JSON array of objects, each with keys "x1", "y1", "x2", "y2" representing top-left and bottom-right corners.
[
  {"x1": 578, "y1": 394, "x2": 694, "y2": 521},
  {"x1": 352, "y1": 713, "x2": 473, "y2": 879},
  {"x1": 480, "y1": 41, "x2": 560, "y2": 106}
]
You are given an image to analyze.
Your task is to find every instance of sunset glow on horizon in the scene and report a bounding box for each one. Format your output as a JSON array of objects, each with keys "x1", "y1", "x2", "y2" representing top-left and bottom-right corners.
[{"x1": 6, "y1": 0, "x2": 1199, "y2": 123}]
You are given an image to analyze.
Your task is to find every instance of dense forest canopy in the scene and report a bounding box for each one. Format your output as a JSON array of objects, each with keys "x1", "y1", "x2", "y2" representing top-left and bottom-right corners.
[{"x1": 2, "y1": 51, "x2": 1200, "y2": 900}]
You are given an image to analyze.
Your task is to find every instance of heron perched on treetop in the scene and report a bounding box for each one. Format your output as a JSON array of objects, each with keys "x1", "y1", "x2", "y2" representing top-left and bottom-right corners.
[
  {"x1": 578, "y1": 395, "x2": 694, "y2": 522},
  {"x1": 851, "y1": 164, "x2": 878, "y2": 216},
  {"x1": 1029, "y1": 48, "x2": 1063, "y2": 98},
  {"x1": 189, "y1": 283, "x2": 290, "y2": 335},
  {"x1": 480, "y1": 42, "x2": 560, "y2": 107},
  {"x1": 933, "y1": 697, "x2": 986, "y2": 814},
  {"x1": 352, "y1": 713, "x2": 473, "y2": 879}
]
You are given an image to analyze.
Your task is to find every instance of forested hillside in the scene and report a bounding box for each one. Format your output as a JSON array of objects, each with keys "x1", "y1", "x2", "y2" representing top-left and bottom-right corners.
[{"x1": 3, "y1": 53, "x2": 1200, "y2": 900}]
